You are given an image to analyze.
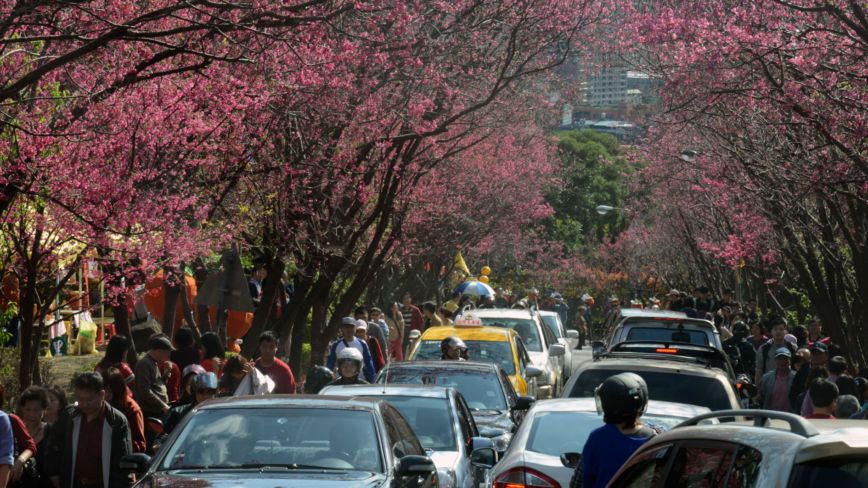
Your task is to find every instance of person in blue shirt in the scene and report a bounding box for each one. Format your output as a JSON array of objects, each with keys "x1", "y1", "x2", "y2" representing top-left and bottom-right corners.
[
  {"x1": 0, "y1": 410, "x2": 13, "y2": 488},
  {"x1": 326, "y1": 317, "x2": 377, "y2": 383},
  {"x1": 576, "y1": 373, "x2": 655, "y2": 488},
  {"x1": 553, "y1": 294, "x2": 569, "y2": 327}
]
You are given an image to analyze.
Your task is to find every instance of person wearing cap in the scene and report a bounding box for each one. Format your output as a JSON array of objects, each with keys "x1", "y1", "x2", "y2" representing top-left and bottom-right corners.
[
  {"x1": 553, "y1": 294, "x2": 569, "y2": 327},
  {"x1": 798, "y1": 341, "x2": 831, "y2": 416},
  {"x1": 755, "y1": 319, "x2": 798, "y2": 398},
  {"x1": 666, "y1": 290, "x2": 680, "y2": 312},
  {"x1": 355, "y1": 307, "x2": 387, "y2": 364},
  {"x1": 759, "y1": 348, "x2": 796, "y2": 412},
  {"x1": 326, "y1": 317, "x2": 377, "y2": 383},
  {"x1": 134, "y1": 335, "x2": 174, "y2": 454}
]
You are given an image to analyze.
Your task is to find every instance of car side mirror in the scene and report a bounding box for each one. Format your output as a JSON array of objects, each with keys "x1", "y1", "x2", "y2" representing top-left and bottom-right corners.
[
  {"x1": 470, "y1": 448, "x2": 497, "y2": 469},
  {"x1": 548, "y1": 344, "x2": 566, "y2": 357},
  {"x1": 146, "y1": 417, "x2": 164, "y2": 435},
  {"x1": 567, "y1": 330, "x2": 579, "y2": 340},
  {"x1": 560, "y1": 452, "x2": 582, "y2": 469},
  {"x1": 119, "y1": 453, "x2": 152, "y2": 475},
  {"x1": 397, "y1": 455, "x2": 436, "y2": 476},
  {"x1": 469, "y1": 436, "x2": 493, "y2": 454},
  {"x1": 592, "y1": 340, "x2": 604, "y2": 349},
  {"x1": 592, "y1": 346, "x2": 605, "y2": 357},
  {"x1": 526, "y1": 365, "x2": 544, "y2": 378},
  {"x1": 512, "y1": 396, "x2": 535, "y2": 411}
]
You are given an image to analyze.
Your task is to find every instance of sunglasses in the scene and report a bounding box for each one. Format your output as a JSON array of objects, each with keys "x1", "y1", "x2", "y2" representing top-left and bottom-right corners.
[{"x1": 197, "y1": 388, "x2": 217, "y2": 395}]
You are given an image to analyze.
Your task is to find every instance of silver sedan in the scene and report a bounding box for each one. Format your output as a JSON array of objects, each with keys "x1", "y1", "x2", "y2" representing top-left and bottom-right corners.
[{"x1": 473, "y1": 398, "x2": 716, "y2": 488}]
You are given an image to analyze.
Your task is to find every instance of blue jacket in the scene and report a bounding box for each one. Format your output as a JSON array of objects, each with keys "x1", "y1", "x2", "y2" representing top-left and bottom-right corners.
[
  {"x1": 0, "y1": 411, "x2": 13, "y2": 466},
  {"x1": 581, "y1": 423, "x2": 650, "y2": 488},
  {"x1": 326, "y1": 338, "x2": 377, "y2": 383}
]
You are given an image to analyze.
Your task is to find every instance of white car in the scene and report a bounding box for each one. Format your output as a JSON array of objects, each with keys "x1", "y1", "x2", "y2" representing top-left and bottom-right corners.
[
  {"x1": 466, "y1": 309, "x2": 566, "y2": 399},
  {"x1": 537, "y1": 310, "x2": 578, "y2": 380},
  {"x1": 319, "y1": 384, "x2": 494, "y2": 488},
  {"x1": 473, "y1": 398, "x2": 716, "y2": 488}
]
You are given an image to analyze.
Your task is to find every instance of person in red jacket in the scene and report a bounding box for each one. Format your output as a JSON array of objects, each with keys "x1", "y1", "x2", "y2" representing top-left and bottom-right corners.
[
  {"x1": 100, "y1": 368, "x2": 146, "y2": 453},
  {"x1": 255, "y1": 331, "x2": 296, "y2": 394},
  {"x1": 400, "y1": 293, "x2": 424, "y2": 357},
  {"x1": 355, "y1": 321, "x2": 385, "y2": 373},
  {"x1": 0, "y1": 383, "x2": 35, "y2": 486}
]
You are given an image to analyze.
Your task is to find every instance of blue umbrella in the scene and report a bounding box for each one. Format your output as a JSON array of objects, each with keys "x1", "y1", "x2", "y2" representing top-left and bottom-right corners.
[{"x1": 455, "y1": 281, "x2": 495, "y2": 296}]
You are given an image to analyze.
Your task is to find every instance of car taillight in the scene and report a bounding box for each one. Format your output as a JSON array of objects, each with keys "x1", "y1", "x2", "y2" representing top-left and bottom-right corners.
[
  {"x1": 656, "y1": 348, "x2": 678, "y2": 353},
  {"x1": 494, "y1": 467, "x2": 561, "y2": 488}
]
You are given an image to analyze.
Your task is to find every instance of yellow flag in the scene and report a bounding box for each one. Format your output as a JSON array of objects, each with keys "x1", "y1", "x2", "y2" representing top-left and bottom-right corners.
[{"x1": 454, "y1": 252, "x2": 471, "y2": 275}]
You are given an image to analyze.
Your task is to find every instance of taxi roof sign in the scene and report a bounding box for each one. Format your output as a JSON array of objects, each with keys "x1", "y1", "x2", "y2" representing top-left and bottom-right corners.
[{"x1": 454, "y1": 315, "x2": 483, "y2": 327}]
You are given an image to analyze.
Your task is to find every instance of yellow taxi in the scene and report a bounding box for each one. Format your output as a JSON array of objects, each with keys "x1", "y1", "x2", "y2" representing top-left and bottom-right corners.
[{"x1": 407, "y1": 319, "x2": 539, "y2": 397}]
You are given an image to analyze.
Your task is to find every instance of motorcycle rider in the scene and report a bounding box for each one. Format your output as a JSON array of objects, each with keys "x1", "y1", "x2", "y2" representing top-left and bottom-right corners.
[
  {"x1": 154, "y1": 372, "x2": 218, "y2": 450},
  {"x1": 574, "y1": 373, "x2": 655, "y2": 488},
  {"x1": 304, "y1": 366, "x2": 336, "y2": 394},
  {"x1": 440, "y1": 337, "x2": 467, "y2": 360},
  {"x1": 723, "y1": 321, "x2": 757, "y2": 376},
  {"x1": 325, "y1": 348, "x2": 370, "y2": 386}
]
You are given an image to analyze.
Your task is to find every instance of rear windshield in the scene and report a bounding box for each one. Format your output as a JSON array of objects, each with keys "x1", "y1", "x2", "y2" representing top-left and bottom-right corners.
[
  {"x1": 789, "y1": 459, "x2": 868, "y2": 487},
  {"x1": 375, "y1": 367, "x2": 508, "y2": 412},
  {"x1": 568, "y1": 369, "x2": 733, "y2": 412},
  {"x1": 626, "y1": 327, "x2": 709, "y2": 345},
  {"x1": 410, "y1": 340, "x2": 516, "y2": 375},
  {"x1": 478, "y1": 318, "x2": 543, "y2": 352}
]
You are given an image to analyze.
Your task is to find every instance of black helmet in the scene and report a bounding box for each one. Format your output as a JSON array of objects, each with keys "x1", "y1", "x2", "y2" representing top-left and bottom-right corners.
[
  {"x1": 304, "y1": 366, "x2": 335, "y2": 394},
  {"x1": 595, "y1": 373, "x2": 649, "y2": 420},
  {"x1": 441, "y1": 336, "x2": 467, "y2": 353},
  {"x1": 732, "y1": 321, "x2": 749, "y2": 335}
]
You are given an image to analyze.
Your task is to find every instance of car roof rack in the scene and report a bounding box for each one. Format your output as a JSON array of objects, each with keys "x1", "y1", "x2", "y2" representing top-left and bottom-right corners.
[
  {"x1": 675, "y1": 410, "x2": 820, "y2": 438},
  {"x1": 594, "y1": 351, "x2": 715, "y2": 370}
]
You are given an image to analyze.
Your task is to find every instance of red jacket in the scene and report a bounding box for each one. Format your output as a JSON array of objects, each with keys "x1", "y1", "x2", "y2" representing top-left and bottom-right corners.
[
  {"x1": 9, "y1": 413, "x2": 36, "y2": 456},
  {"x1": 365, "y1": 338, "x2": 386, "y2": 373},
  {"x1": 402, "y1": 305, "x2": 424, "y2": 332}
]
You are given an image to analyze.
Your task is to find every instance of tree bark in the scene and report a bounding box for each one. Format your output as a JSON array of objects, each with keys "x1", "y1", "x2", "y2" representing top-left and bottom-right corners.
[
  {"x1": 240, "y1": 255, "x2": 284, "y2": 358},
  {"x1": 161, "y1": 265, "x2": 180, "y2": 337}
]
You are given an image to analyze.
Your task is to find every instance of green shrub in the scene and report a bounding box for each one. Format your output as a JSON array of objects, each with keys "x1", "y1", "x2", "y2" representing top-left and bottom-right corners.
[{"x1": 0, "y1": 347, "x2": 57, "y2": 412}]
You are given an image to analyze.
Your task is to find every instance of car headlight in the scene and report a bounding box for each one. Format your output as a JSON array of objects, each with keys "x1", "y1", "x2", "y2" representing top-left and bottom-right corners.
[
  {"x1": 489, "y1": 432, "x2": 513, "y2": 452},
  {"x1": 436, "y1": 468, "x2": 456, "y2": 488}
]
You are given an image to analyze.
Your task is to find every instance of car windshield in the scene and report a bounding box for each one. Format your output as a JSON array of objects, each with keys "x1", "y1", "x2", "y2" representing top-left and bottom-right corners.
[
  {"x1": 567, "y1": 369, "x2": 732, "y2": 412},
  {"x1": 410, "y1": 340, "x2": 516, "y2": 374},
  {"x1": 160, "y1": 407, "x2": 382, "y2": 472},
  {"x1": 626, "y1": 327, "x2": 709, "y2": 345},
  {"x1": 540, "y1": 316, "x2": 562, "y2": 338},
  {"x1": 478, "y1": 318, "x2": 543, "y2": 352},
  {"x1": 525, "y1": 411, "x2": 684, "y2": 457},
  {"x1": 377, "y1": 396, "x2": 456, "y2": 452},
  {"x1": 376, "y1": 367, "x2": 507, "y2": 412}
]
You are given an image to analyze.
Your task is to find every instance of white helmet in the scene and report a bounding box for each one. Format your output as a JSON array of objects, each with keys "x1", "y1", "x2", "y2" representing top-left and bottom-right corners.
[{"x1": 337, "y1": 347, "x2": 364, "y2": 373}]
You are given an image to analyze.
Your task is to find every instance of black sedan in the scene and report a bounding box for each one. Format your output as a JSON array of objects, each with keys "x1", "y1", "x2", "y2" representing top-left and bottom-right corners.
[
  {"x1": 374, "y1": 361, "x2": 534, "y2": 454},
  {"x1": 121, "y1": 395, "x2": 437, "y2": 488}
]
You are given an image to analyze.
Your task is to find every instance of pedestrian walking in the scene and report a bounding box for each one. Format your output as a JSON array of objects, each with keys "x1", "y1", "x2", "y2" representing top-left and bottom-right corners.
[
  {"x1": 94, "y1": 335, "x2": 135, "y2": 393},
  {"x1": 355, "y1": 321, "x2": 385, "y2": 373},
  {"x1": 422, "y1": 302, "x2": 442, "y2": 330},
  {"x1": 0, "y1": 407, "x2": 15, "y2": 488},
  {"x1": 18, "y1": 386, "x2": 51, "y2": 487},
  {"x1": 133, "y1": 336, "x2": 173, "y2": 453},
  {"x1": 199, "y1": 332, "x2": 225, "y2": 378},
  {"x1": 759, "y1": 348, "x2": 796, "y2": 412},
  {"x1": 170, "y1": 327, "x2": 202, "y2": 374},
  {"x1": 45, "y1": 372, "x2": 133, "y2": 488},
  {"x1": 755, "y1": 320, "x2": 797, "y2": 394},
  {"x1": 365, "y1": 307, "x2": 390, "y2": 361},
  {"x1": 255, "y1": 331, "x2": 296, "y2": 394},
  {"x1": 400, "y1": 294, "x2": 424, "y2": 357},
  {"x1": 804, "y1": 378, "x2": 838, "y2": 419},
  {"x1": 100, "y1": 369, "x2": 145, "y2": 454},
  {"x1": 42, "y1": 387, "x2": 67, "y2": 426},
  {"x1": 384, "y1": 303, "x2": 404, "y2": 361}
]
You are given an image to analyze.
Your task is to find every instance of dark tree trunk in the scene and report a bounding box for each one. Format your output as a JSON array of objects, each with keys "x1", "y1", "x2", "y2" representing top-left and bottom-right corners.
[
  {"x1": 162, "y1": 265, "x2": 180, "y2": 336},
  {"x1": 240, "y1": 255, "x2": 284, "y2": 358},
  {"x1": 177, "y1": 277, "x2": 201, "y2": 344}
]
